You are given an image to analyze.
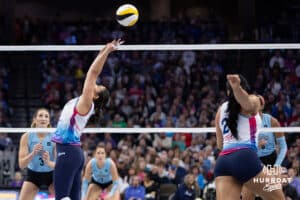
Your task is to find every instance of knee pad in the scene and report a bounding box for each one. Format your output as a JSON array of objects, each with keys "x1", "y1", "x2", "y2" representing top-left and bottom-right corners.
[{"x1": 61, "y1": 197, "x2": 71, "y2": 200}]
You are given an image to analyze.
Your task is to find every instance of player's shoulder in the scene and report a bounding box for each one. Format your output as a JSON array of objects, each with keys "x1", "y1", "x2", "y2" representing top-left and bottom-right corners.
[
  {"x1": 270, "y1": 115, "x2": 280, "y2": 124},
  {"x1": 218, "y1": 101, "x2": 228, "y2": 111},
  {"x1": 106, "y1": 158, "x2": 116, "y2": 166},
  {"x1": 20, "y1": 132, "x2": 30, "y2": 141},
  {"x1": 63, "y1": 97, "x2": 79, "y2": 108},
  {"x1": 106, "y1": 157, "x2": 113, "y2": 163},
  {"x1": 91, "y1": 157, "x2": 96, "y2": 163},
  {"x1": 221, "y1": 101, "x2": 228, "y2": 106},
  {"x1": 68, "y1": 97, "x2": 79, "y2": 103},
  {"x1": 262, "y1": 113, "x2": 272, "y2": 119},
  {"x1": 22, "y1": 132, "x2": 30, "y2": 137},
  {"x1": 24, "y1": 132, "x2": 36, "y2": 139}
]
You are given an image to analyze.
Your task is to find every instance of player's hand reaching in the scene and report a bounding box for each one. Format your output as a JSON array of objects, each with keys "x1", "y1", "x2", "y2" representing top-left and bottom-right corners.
[
  {"x1": 105, "y1": 39, "x2": 124, "y2": 53},
  {"x1": 227, "y1": 74, "x2": 241, "y2": 90}
]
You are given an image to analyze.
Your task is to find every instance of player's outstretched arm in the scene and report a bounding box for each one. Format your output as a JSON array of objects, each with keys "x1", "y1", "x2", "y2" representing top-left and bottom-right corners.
[{"x1": 77, "y1": 39, "x2": 123, "y2": 115}]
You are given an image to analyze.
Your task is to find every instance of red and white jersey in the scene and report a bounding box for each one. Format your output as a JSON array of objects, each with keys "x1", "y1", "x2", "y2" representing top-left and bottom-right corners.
[
  {"x1": 218, "y1": 101, "x2": 261, "y2": 155},
  {"x1": 52, "y1": 97, "x2": 94, "y2": 145}
]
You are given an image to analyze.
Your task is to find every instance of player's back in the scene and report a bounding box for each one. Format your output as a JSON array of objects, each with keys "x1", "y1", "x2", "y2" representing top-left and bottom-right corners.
[
  {"x1": 219, "y1": 102, "x2": 262, "y2": 153},
  {"x1": 52, "y1": 97, "x2": 94, "y2": 145}
]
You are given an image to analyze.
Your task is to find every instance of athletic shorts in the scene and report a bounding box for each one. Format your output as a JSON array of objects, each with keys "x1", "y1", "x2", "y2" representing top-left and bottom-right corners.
[
  {"x1": 26, "y1": 169, "x2": 53, "y2": 188},
  {"x1": 214, "y1": 148, "x2": 263, "y2": 183},
  {"x1": 91, "y1": 177, "x2": 112, "y2": 190},
  {"x1": 259, "y1": 150, "x2": 277, "y2": 166}
]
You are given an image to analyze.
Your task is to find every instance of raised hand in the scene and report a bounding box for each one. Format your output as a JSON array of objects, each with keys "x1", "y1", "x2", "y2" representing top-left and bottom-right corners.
[
  {"x1": 105, "y1": 39, "x2": 125, "y2": 53},
  {"x1": 227, "y1": 74, "x2": 241, "y2": 89}
]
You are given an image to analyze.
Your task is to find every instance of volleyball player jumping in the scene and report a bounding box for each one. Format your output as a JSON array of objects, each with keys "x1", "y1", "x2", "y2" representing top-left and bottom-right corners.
[{"x1": 51, "y1": 39, "x2": 123, "y2": 200}]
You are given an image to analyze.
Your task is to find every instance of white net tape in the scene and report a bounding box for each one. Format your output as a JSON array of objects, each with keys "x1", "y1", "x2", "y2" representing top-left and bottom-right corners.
[
  {"x1": 0, "y1": 127, "x2": 299, "y2": 133},
  {"x1": 1, "y1": 43, "x2": 299, "y2": 134},
  {"x1": 0, "y1": 43, "x2": 299, "y2": 51}
]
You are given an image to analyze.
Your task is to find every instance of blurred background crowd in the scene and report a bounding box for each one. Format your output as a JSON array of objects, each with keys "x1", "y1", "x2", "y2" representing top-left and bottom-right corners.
[{"x1": 0, "y1": 0, "x2": 300, "y2": 199}]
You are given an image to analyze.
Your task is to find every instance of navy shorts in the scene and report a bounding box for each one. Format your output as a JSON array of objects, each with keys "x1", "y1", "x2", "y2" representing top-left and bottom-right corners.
[
  {"x1": 214, "y1": 148, "x2": 263, "y2": 183},
  {"x1": 259, "y1": 150, "x2": 277, "y2": 166},
  {"x1": 91, "y1": 177, "x2": 112, "y2": 189},
  {"x1": 26, "y1": 169, "x2": 53, "y2": 188}
]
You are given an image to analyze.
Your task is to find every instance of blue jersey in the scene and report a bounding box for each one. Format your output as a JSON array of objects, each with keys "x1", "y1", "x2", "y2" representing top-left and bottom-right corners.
[
  {"x1": 257, "y1": 113, "x2": 276, "y2": 157},
  {"x1": 28, "y1": 132, "x2": 55, "y2": 172},
  {"x1": 52, "y1": 97, "x2": 94, "y2": 145},
  {"x1": 91, "y1": 158, "x2": 113, "y2": 184}
]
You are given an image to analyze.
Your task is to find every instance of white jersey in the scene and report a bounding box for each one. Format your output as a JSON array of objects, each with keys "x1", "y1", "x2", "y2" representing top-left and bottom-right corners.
[
  {"x1": 219, "y1": 102, "x2": 261, "y2": 153},
  {"x1": 52, "y1": 97, "x2": 94, "y2": 145}
]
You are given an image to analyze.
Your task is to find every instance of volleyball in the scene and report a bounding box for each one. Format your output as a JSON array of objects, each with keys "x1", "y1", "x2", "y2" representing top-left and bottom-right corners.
[{"x1": 116, "y1": 4, "x2": 139, "y2": 27}]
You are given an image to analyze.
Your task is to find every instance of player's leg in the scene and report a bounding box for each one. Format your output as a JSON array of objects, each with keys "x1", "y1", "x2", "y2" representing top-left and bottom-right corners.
[
  {"x1": 215, "y1": 176, "x2": 242, "y2": 200},
  {"x1": 106, "y1": 183, "x2": 121, "y2": 200},
  {"x1": 86, "y1": 184, "x2": 103, "y2": 200},
  {"x1": 48, "y1": 183, "x2": 55, "y2": 195},
  {"x1": 19, "y1": 181, "x2": 39, "y2": 200},
  {"x1": 243, "y1": 170, "x2": 285, "y2": 200},
  {"x1": 69, "y1": 145, "x2": 85, "y2": 200},
  {"x1": 241, "y1": 185, "x2": 256, "y2": 200},
  {"x1": 19, "y1": 169, "x2": 41, "y2": 200},
  {"x1": 54, "y1": 144, "x2": 79, "y2": 199}
]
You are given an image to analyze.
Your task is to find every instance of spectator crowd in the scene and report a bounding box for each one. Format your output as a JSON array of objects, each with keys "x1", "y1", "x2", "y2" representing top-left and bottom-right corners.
[{"x1": 0, "y1": 15, "x2": 300, "y2": 200}]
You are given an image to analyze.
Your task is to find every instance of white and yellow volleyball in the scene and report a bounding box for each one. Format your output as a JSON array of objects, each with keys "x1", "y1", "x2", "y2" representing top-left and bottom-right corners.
[{"x1": 116, "y1": 4, "x2": 139, "y2": 27}]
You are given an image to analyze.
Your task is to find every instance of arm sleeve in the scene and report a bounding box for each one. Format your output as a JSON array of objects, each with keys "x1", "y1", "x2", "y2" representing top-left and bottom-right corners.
[
  {"x1": 81, "y1": 179, "x2": 89, "y2": 199},
  {"x1": 274, "y1": 136, "x2": 287, "y2": 166},
  {"x1": 107, "y1": 179, "x2": 120, "y2": 197}
]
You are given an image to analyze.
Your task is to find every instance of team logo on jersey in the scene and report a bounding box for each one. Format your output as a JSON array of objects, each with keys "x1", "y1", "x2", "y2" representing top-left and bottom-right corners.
[{"x1": 47, "y1": 142, "x2": 51, "y2": 146}]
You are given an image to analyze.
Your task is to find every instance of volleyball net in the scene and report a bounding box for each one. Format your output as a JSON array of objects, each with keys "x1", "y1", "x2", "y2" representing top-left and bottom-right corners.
[
  {"x1": 0, "y1": 43, "x2": 300, "y2": 51},
  {"x1": 0, "y1": 127, "x2": 299, "y2": 134},
  {"x1": 1, "y1": 43, "x2": 300, "y2": 135}
]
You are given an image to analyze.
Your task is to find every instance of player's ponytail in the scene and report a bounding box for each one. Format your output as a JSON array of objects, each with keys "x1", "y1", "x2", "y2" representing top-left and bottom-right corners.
[{"x1": 90, "y1": 87, "x2": 110, "y2": 125}]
